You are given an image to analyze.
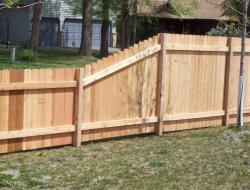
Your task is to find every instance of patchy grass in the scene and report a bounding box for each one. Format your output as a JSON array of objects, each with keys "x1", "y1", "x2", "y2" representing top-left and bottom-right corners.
[
  {"x1": 0, "y1": 173, "x2": 12, "y2": 188},
  {"x1": 242, "y1": 134, "x2": 250, "y2": 142},
  {"x1": 0, "y1": 125, "x2": 250, "y2": 189},
  {"x1": 0, "y1": 49, "x2": 99, "y2": 69}
]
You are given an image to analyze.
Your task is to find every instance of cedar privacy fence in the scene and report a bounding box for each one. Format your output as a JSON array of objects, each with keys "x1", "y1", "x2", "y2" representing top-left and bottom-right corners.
[{"x1": 1, "y1": 33, "x2": 250, "y2": 154}]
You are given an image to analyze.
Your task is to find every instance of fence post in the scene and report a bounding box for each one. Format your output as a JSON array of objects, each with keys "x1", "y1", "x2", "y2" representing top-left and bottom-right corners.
[
  {"x1": 73, "y1": 68, "x2": 84, "y2": 147},
  {"x1": 156, "y1": 33, "x2": 167, "y2": 136},
  {"x1": 223, "y1": 37, "x2": 233, "y2": 127}
]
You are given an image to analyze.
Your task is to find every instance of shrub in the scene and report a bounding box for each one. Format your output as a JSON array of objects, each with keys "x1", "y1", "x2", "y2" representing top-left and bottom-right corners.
[
  {"x1": 17, "y1": 49, "x2": 38, "y2": 62},
  {"x1": 207, "y1": 22, "x2": 240, "y2": 37}
]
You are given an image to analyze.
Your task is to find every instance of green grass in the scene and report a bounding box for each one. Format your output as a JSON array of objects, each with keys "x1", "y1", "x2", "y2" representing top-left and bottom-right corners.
[
  {"x1": 0, "y1": 173, "x2": 12, "y2": 188},
  {"x1": 0, "y1": 125, "x2": 250, "y2": 190},
  {"x1": 0, "y1": 49, "x2": 99, "y2": 69}
]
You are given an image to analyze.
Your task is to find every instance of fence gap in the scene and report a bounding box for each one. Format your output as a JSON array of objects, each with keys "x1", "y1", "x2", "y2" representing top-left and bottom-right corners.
[
  {"x1": 73, "y1": 68, "x2": 84, "y2": 147},
  {"x1": 156, "y1": 33, "x2": 167, "y2": 136},
  {"x1": 223, "y1": 37, "x2": 234, "y2": 127}
]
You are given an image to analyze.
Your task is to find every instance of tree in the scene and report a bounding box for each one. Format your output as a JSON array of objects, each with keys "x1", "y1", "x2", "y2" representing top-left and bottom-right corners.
[
  {"x1": 64, "y1": 0, "x2": 151, "y2": 53},
  {"x1": 127, "y1": 0, "x2": 197, "y2": 45},
  {"x1": 121, "y1": 0, "x2": 130, "y2": 49},
  {"x1": 64, "y1": 0, "x2": 91, "y2": 55},
  {"x1": 100, "y1": 0, "x2": 110, "y2": 56},
  {"x1": 130, "y1": 0, "x2": 138, "y2": 45},
  {"x1": 29, "y1": 0, "x2": 42, "y2": 52},
  {"x1": 0, "y1": 0, "x2": 19, "y2": 8},
  {"x1": 0, "y1": 0, "x2": 44, "y2": 51},
  {"x1": 220, "y1": 0, "x2": 249, "y2": 128},
  {"x1": 237, "y1": 0, "x2": 249, "y2": 128},
  {"x1": 0, "y1": 0, "x2": 45, "y2": 9},
  {"x1": 79, "y1": 0, "x2": 93, "y2": 56},
  {"x1": 221, "y1": 0, "x2": 250, "y2": 21},
  {"x1": 168, "y1": 0, "x2": 200, "y2": 17}
]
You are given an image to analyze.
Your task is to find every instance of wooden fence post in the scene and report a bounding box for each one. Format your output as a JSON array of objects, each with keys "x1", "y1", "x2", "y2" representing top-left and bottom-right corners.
[
  {"x1": 156, "y1": 33, "x2": 167, "y2": 136},
  {"x1": 223, "y1": 37, "x2": 233, "y2": 127},
  {"x1": 74, "y1": 68, "x2": 84, "y2": 147}
]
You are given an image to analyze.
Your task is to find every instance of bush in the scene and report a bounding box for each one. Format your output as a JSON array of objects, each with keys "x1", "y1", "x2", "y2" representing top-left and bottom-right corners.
[
  {"x1": 17, "y1": 49, "x2": 38, "y2": 62},
  {"x1": 207, "y1": 22, "x2": 240, "y2": 37}
]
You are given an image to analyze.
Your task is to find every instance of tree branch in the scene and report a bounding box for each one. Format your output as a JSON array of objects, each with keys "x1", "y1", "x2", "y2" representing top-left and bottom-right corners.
[{"x1": 0, "y1": 0, "x2": 47, "y2": 10}]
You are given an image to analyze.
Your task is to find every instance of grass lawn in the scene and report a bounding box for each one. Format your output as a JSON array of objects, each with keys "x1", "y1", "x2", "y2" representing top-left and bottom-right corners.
[
  {"x1": 0, "y1": 126, "x2": 249, "y2": 190},
  {"x1": 0, "y1": 49, "x2": 99, "y2": 69}
]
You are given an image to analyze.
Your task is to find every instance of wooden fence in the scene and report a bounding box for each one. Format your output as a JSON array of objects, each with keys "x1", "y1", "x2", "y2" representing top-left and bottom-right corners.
[{"x1": 1, "y1": 33, "x2": 250, "y2": 154}]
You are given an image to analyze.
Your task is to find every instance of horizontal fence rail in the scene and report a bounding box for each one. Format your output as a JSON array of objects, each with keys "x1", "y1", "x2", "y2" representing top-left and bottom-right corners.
[
  {"x1": 1, "y1": 33, "x2": 250, "y2": 154},
  {"x1": 0, "y1": 125, "x2": 75, "y2": 140},
  {"x1": 82, "y1": 44, "x2": 161, "y2": 86},
  {"x1": 82, "y1": 117, "x2": 158, "y2": 131},
  {"x1": 0, "y1": 81, "x2": 77, "y2": 91}
]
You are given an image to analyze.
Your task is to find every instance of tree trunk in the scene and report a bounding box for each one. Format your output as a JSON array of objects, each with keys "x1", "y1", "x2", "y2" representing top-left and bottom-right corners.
[
  {"x1": 121, "y1": 0, "x2": 130, "y2": 50},
  {"x1": 237, "y1": 0, "x2": 248, "y2": 128},
  {"x1": 29, "y1": 0, "x2": 42, "y2": 52},
  {"x1": 79, "y1": 0, "x2": 92, "y2": 56},
  {"x1": 100, "y1": 0, "x2": 110, "y2": 57},
  {"x1": 130, "y1": 0, "x2": 137, "y2": 45}
]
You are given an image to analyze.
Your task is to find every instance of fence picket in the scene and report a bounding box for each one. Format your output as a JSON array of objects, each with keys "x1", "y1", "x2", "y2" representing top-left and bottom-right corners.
[
  {"x1": 1, "y1": 33, "x2": 250, "y2": 154},
  {"x1": 223, "y1": 37, "x2": 234, "y2": 127}
]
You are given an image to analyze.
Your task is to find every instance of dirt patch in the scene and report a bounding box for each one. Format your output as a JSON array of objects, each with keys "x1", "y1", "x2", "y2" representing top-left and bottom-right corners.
[
  {"x1": 2, "y1": 169, "x2": 20, "y2": 179},
  {"x1": 224, "y1": 129, "x2": 250, "y2": 143}
]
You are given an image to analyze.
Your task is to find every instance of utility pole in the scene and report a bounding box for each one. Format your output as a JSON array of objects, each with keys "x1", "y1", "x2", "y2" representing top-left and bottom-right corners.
[{"x1": 237, "y1": 0, "x2": 249, "y2": 128}]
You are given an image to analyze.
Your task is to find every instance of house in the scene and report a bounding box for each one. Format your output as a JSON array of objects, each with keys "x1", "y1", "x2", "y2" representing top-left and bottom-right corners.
[
  {"x1": 137, "y1": 0, "x2": 228, "y2": 39},
  {"x1": 0, "y1": 0, "x2": 114, "y2": 48}
]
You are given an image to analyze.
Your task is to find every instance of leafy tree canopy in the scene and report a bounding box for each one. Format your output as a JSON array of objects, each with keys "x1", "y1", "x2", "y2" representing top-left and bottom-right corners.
[
  {"x1": 168, "y1": 0, "x2": 200, "y2": 17},
  {"x1": 207, "y1": 0, "x2": 250, "y2": 37},
  {"x1": 0, "y1": 0, "x2": 19, "y2": 8},
  {"x1": 221, "y1": 0, "x2": 250, "y2": 20},
  {"x1": 64, "y1": 0, "x2": 150, "y2": 19}
]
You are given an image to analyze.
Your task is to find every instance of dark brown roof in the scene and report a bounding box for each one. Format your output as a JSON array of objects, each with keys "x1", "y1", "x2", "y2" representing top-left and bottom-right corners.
[{"x1": 138, "y1": 0, "x2": 228, "y2": 20}]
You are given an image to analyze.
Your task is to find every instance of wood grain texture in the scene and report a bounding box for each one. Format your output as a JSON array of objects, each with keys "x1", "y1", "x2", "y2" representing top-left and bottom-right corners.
[
  {"x1": 162, "y1": 34, "x2": 228, "y2": 132},
  {"x1": 223, "y1": 38, "x2": 233, "y2": 127},
  {"x1": 0, "y1": 70, "x2": 9, "y2": 153},
  {"x1": 0, "y1": 81, "x2": 76, "y2": 91},
  {"x1": 51, "y1": 68, "x2": 75, "y2": 147},
  {"x1": 74, "y1": 68, "x2": 84, "y2": 147},
  {"x1": 83, "y1": 44, "x2": 161, "y2": 86},
  {"x1": 1, "y1": 34, "x2": 250, "y2": 154},
  {"x1": 81, "y1": 35, "x2": 160, "y2": 142},
  {"x1": 8, "y1": 70, "x2": 24, "y2": 152},
  {"x1": 0, "y1": 125, "x2": 75, "y2": 140},
  {"x1": 156, "y1": 33, "x2": 167, "y2": 136},
  {"x1": 23, "y1": 69, "x2": 53, "y2": 150}
]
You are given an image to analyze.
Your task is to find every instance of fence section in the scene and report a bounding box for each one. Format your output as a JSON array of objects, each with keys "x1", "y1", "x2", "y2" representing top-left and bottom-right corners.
[
  {"x1": 163, "y1": 34, "x2": 229, "y2": 131},
  {"x1": 1, "y1": 33, "x2": 250, "y2": 154},
  {"x1": 0, "y1": 69, "x2": 76, "y2": 153}
]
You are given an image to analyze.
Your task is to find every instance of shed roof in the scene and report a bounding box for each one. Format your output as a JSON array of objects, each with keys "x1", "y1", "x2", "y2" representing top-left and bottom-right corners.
[{"x1": 138, "y1": 0, "x2": 228, "y2": 20}]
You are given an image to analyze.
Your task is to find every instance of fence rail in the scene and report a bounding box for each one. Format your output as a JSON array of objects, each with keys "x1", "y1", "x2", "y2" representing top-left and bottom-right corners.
[{"x1": 1, "y1": 33, "x2": 250, "y2": 154}]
